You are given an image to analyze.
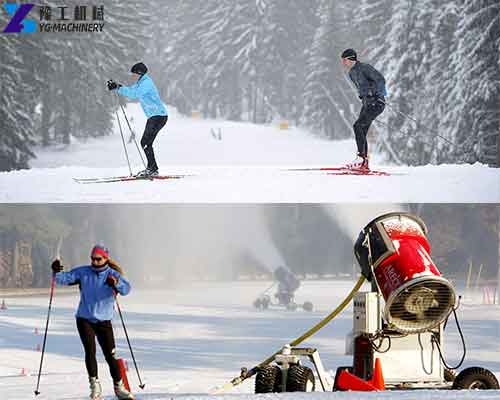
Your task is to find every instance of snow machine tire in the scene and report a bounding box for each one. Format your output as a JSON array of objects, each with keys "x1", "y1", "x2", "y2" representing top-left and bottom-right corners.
[
  {"x1": 452, "y1": 367, "x2": 499, "y2": 390},
  {"x1": 261, "y1": 295, "x2": 270, "y2": 310},
  {"x1": 253, "y1": 298, "x2": 262, "y2": 309},
  {"x1": 255, "y1": 365, "x2": 282, "y2": 393},
  {"x1": 286, "y1": 365, "x2": 315, "y2": 392},
  {"x1": 303, "y1": 301, "x2": 313, "y2": 312}
]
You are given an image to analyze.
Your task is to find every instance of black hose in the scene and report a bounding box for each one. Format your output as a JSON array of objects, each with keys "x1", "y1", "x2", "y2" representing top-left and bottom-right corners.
[{"x1": 432, "y1": 308, "x2": 467, "y2": 370}]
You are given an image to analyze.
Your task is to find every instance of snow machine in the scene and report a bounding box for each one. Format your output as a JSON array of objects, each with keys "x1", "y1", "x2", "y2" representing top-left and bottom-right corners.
[
  {"x1": 253, "y1": 213, "x2": 499, "y2": 393},
  {"x1": 253, "y1": 266, "x2": 313, "y2": 312}
]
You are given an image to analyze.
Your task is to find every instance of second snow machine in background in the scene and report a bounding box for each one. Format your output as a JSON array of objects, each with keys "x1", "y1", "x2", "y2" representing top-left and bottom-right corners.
[{"x1": 253, "y1": 266, "x2": 313, "y2": 312}]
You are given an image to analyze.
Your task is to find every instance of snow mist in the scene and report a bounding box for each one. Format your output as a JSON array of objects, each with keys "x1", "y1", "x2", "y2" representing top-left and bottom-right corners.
[{"x1": 322, "y1": 204, "x2": 408, "y2": 240}]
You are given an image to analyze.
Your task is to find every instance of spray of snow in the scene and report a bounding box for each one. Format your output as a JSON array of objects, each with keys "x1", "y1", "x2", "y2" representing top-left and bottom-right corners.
[
  {"x1": 166, "y1": 205, "x2": 286, "y2": 280},
  {"x1": 322, "y1": 204, "x2": 408, "y2": 240}
]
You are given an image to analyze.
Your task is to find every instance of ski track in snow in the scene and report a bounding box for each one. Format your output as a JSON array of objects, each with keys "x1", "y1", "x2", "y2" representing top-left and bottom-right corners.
[
  {"x1": 0, "y1": 281, "x2": 499, "y2": 400},
  {"x1": 0, "y1": 105, "x2": 497, "y2": 203}
]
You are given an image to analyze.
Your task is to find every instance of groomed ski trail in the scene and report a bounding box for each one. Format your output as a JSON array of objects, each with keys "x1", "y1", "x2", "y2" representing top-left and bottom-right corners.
[{"x1": 0, "y1": 105, "x2": 497, "y2": 203}]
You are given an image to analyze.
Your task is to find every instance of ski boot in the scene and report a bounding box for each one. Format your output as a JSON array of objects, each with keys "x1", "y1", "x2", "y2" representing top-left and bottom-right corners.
[
  {"x1": 89, "y1": 376, "x2": 102, "y2": 400},
  {"x1": 135, "y1": 167, "x2": 159, "y2": 177},
  {"x1": 346, "y1": 153, "x2": 369, "y2": 170},
  {"x1": 114, "y1": 379, "x2": 134, "y2": 400}
]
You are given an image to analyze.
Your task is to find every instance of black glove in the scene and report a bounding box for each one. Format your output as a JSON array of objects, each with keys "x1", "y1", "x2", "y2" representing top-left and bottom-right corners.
[
  {"x1": 106, "y1": 274, "x2": 118, "y2": 288},
  {"x1": 363, "y1": 95, "x2": 379, "y2": 107},
  {"x1": 107, "y1": 80, "x2": 121, "y2": 91},
  {"x1": 51, "y1": 259, "x2": 63, "y2": 273}
]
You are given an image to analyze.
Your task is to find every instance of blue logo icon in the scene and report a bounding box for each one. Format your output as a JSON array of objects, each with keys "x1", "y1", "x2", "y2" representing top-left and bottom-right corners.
[{"x1": 3, "y1": 3, "x2": 36, "y2": 33}]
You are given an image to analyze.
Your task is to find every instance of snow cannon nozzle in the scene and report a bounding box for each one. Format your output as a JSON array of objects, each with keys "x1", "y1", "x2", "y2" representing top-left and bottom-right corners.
[{"x1": 354, "y1": 212, "x2": 456, "y2": 334}]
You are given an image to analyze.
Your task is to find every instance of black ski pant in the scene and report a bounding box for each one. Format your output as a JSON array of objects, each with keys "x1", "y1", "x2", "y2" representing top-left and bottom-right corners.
[
  {"x1": 353, "y1": 101, "x2": 385, "y2": 157},
  {"x1": 76, "y1": 317, "x2": 121, "y2": 383},
  {"x1": 141, "y1": 115, "x2": 168, "y2": 171}
]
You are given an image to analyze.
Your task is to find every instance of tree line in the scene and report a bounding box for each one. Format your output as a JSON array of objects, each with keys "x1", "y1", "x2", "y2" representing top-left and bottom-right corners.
[
  {"x1": 1, "y1": 0, "x2": 498, "y2": 171},
  {"x1": 0, "y1": 204, "x2": 497, "y2": 288}
]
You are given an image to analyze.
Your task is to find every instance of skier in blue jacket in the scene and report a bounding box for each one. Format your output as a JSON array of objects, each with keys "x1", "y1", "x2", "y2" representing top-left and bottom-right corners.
[
  {"x1": 107, "y1": 62, "x2": 168, "y2": 177},
  {"x1": 52, "y1": 245, "x2": 133, "y2": 400}
]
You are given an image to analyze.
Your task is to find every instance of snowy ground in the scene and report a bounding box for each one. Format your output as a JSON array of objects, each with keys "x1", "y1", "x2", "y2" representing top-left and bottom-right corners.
[
  {"x1": 0, "y1": 105, "x2": 497, "y2": 203},
  {"x1": 0, "y1": 280, "x2": 499, "y2": 399}
]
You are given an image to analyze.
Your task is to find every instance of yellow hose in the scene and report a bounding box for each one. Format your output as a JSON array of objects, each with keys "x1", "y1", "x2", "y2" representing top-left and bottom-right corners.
[{"x1": 212, "y1": 275, "x2": 366, "y2": 393}]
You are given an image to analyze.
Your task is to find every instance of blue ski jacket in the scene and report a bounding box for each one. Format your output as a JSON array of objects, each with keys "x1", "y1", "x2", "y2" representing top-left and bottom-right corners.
[
  {"x1": 117, "y1": 73, "x2": 168, "y2": 119},
  {"x1": 55, "y1": 265, "x2": 131, "y2": 322}
]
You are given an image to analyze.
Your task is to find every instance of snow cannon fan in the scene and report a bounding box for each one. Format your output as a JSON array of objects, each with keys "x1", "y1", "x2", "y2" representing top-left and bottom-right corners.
[{"x1": 354, "y1": 212, "x2": 456, "y2": 334}]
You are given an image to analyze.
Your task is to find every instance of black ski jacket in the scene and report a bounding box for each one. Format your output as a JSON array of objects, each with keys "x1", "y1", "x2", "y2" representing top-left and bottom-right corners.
[{"x1": 348, "y1": 62, "x2": 386, "y2": 99}]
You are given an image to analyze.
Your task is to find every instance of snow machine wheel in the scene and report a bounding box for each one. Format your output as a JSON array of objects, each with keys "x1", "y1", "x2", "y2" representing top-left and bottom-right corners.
[
  {"x1": 261, "y1": 295, "x2": 270, "y2": 309},
  {"x1": 286, "y1": 365, "x2": 315, "y2": 392},
  {"x1": 253, "y1": 298, "x2": 262, "y2": 309},
  {"x1": 255, "y1": 365, "x2": 282, "y2": 393},
  {"x1": 444, "y1": 368, "x2": 457, "y2": 382},
  {"x1": 302, "y1": 301, "x2": 313, "y2": 312},
  {"x1": 452, "y1": 367, "x2": 499, "y2": 390},
  {"x1": 286, "y1": 302, "x2": 298, "y2": 311}
]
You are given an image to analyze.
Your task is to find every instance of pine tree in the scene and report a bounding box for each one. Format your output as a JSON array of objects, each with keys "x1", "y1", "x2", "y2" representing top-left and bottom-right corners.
[
  {"x1": 426, "y1": 0, "x2": 460, "y2": 163},
  {"x1": 450, "y1": 0, "x2": 500, "y2": 165},
  {"x1": 159, "y1": 0, "x2": 208, "y2": 116},
  {"x1": 0, "y1": 12, "x2": 36, "y2": 171},
  {"x1": 302, "y1": 0, "x2": 356, "y2": 139}
]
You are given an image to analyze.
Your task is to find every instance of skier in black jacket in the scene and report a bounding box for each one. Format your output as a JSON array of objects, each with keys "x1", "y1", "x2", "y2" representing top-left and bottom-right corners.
[{"x1": 341, "y1": 48, "x2": 386, "y2": 170}]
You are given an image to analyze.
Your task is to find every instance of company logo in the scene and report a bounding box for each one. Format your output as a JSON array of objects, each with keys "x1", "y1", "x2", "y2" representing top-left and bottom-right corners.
[
  {"x1": 3, "y1": 3, "x2": 36, "y2": 33},
  {"x1": 2, "y1": 4, "x2": 105, "y2": 34}
]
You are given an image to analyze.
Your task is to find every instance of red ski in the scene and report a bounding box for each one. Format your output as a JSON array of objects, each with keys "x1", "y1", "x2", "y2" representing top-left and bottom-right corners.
[{"x1": 287, "y1": 166, "x2": 391, "y2": 176}]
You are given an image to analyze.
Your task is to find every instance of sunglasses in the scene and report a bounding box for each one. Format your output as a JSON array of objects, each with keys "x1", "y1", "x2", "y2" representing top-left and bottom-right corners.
[{"x1": 91, "y1": 256, "x2": 104, "y2": 262}]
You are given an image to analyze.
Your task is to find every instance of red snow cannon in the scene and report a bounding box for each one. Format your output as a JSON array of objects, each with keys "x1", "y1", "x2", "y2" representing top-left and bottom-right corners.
[{"x1": 354, "y1": 212, "x2": 456, "y2": 334}]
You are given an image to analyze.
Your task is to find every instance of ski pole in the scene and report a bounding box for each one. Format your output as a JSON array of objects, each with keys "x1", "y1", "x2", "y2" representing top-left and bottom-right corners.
[
  {"x1": 34, "y1": 273, "x2": 57, "y2": 396},
  {"x1": 114, "y1": 96, "x2": 133, "y2": 176},
  {"x1": 119, "y1": 103, "x2": 147, "y2": 169},
  {"x1": 114, "y1": 294, "x2": 145, "y2": 389},
  {"x1": 377, "y1": 98, "x2": 457, "y2": 147},
  {"x1": 373, "y1": 118, "x2": 437, "y2": 149}
]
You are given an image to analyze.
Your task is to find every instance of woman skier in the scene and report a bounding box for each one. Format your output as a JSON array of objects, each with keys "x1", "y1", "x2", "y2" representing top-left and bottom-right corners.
[
  {"x1": 107, "y1": 62, "x2": 168, "y2": 177},
  {"x1": 51, "y1": 245, "x2": 133, "y2": 400}
]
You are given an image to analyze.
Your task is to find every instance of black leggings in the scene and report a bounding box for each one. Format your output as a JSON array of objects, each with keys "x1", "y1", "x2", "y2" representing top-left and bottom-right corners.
[
  {"x1": 353, "y1": 102, "x2": 384, "y2": 156},
  {"x1": 76, "y1": 317, "x2": 121, "y2": 382},
  {"x1": 141, "y1": 115, "x2": 168, "y2": 171}
]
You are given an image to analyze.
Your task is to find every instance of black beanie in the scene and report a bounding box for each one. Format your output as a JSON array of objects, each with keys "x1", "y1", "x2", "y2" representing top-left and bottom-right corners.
[
  {"x1": 341, "y1": 48, "x2": 357, "y2": 61},
  {"x1": 131, "y1": 62, "x2": 148, "y2": 75}
]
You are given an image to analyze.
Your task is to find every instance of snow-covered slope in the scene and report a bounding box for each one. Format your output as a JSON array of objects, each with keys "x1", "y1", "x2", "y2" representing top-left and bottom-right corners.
[
  {"x1": 0, "y1": 105, "x2": 497, "y2": 203},
  {"x1": 0, "y1": 280, "x2": 499, "y2": 399}
]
